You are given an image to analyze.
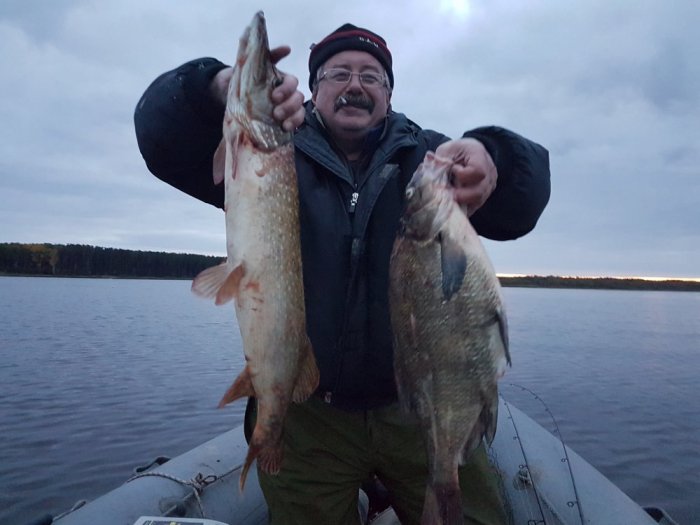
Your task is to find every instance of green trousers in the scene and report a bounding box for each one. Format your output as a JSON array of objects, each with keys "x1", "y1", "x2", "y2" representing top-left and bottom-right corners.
[{"x1": 255, "y1": 396, "x2": 508, "y2": 525}]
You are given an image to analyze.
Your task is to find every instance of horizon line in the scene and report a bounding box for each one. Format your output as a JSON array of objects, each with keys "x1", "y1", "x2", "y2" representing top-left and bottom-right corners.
[
  {"x1": 2, "y1": 242, "x2": 697, "y2": 282},
  {"x1": 497, "y1": 273, "x2": 700, "y2": 283}
]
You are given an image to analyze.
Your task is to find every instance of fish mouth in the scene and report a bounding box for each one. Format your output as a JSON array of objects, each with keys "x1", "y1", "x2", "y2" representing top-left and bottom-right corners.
[
  {"x1": 228, "y1": 11, "x2": 290, "y2": 149},
  {"x1": 334, "y1": 93, "x2": 375, "y2": 113},
  {"x1": 236, "y1": 11, "x2": 276, "y2": 91}
]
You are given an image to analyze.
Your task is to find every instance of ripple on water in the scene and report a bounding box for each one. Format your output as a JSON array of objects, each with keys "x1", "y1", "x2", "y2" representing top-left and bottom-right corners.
[{"x1": 2, "y1": 280, "x2": 698, "y2": 524}]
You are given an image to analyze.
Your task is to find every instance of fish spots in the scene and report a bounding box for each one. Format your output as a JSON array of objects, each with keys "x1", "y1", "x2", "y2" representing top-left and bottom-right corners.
[{"x1": 206, "y1": 11, "x2": 313, "y2": 494}]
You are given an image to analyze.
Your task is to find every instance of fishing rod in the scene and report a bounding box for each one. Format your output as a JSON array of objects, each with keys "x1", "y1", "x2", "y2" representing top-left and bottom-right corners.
[{"x1": 499, "y1": 383, "x2": 586, "y2": 525}]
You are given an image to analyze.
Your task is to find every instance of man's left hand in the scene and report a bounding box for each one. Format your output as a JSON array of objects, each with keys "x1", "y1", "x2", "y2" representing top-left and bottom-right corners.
[{"x1": 435, "y1": 138, "x2": 497, "y2": 216}]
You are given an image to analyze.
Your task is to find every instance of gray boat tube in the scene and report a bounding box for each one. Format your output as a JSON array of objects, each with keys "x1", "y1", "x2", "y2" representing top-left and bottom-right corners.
[
  {"x1": 53, "y1": 425, "x2": 267, "y2": 525},
  {"x1": 45, "y1": 398, "x2": 677, "y2": 525}
]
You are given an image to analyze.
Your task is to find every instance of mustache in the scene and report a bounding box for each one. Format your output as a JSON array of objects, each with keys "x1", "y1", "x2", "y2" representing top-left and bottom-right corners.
[{"x1": 334, "y1": 94, "x2": 375, "y2": 113}]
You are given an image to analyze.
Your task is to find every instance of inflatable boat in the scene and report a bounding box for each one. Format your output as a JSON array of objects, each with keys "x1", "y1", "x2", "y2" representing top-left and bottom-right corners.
[{"x1": 28, "y1": 398, "x2": 677, "y2": 525}]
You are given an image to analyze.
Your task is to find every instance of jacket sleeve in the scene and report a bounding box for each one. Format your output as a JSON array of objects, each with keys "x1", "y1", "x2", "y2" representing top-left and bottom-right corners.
[
  {"x1": 134, "y1": 58, "x2": 230, "y2": 209},
  {"x1": 462, "y1": 126, "x2": 551, "y2": 241}
]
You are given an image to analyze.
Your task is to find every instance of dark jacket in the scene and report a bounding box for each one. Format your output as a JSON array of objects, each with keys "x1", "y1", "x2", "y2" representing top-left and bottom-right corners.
[{"x1": 134, "y1": 57, "x2": 551, "y2": 410}]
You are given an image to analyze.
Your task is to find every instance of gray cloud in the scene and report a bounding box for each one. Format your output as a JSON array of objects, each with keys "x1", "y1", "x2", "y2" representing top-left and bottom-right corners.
[{"x1": 0, "y1": 0, "x2": 698, "y2": 278}]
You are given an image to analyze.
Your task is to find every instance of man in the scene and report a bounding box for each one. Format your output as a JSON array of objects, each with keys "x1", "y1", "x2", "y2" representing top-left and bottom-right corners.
[{"x1": 135, "y1": 23, "x2": 550, "y2": 525}]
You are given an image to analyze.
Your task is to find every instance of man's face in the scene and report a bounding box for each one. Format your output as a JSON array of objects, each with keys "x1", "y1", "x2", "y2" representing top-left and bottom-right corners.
[{"x1": 311, "y1": 50, "x2": 392, "y2": 143}]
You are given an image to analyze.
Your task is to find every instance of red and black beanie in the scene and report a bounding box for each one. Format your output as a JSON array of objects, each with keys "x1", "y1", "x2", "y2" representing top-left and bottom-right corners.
[{"x1": 308, "y1": 23, "x2": 394, "y2": 90}]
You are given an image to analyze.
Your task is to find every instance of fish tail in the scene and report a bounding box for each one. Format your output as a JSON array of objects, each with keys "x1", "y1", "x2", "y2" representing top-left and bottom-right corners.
[
  {"x1": 291, "y1": 336, "x2": 320, "y2": 402},
  {"x1": 422, "y1": 480, "x2": 464, "y2": 525},
  {"x1": 239, "y1": 447, "x2": 254, "y2": 492},
  {"x1": 238, "y1": 427, "x2": 283, "y2": 491},
  {"x1": 257, "y1": 441, "x2": 283, "y2": 475}
]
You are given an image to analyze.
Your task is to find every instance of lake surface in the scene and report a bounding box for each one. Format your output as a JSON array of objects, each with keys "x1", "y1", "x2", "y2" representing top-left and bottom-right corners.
[{"x1": 1, "y1": 277, "x2": 698, "y2": 524}]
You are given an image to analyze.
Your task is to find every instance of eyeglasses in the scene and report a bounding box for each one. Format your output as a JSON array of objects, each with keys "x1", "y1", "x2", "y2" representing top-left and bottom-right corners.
[{"x1": 318, "y1": 68, "x2": 386, "y2": 88}]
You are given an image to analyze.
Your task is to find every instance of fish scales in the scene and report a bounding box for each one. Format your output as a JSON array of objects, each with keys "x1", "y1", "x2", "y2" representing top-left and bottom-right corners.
[
  {"x1": 192, "y1": 12, "x2": 319, "y2": 491},
  {"x1": 389, "y1": 152, "x2": 510, "y2": 525}
]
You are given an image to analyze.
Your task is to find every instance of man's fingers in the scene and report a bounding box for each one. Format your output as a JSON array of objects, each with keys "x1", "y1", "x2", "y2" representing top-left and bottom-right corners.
[
  {"x1": 273, "y1": 90, "x2": 304, "y2": 121},
  {"x1": 451, "y1": 165, "x2": 485, "y2": 187},
  {"x1": 272, "y1": 73, "x2": 299, "y2": 103},
  {"x1": 270, "y1": 45, "x2": 291, "y2": 64},
  {"x1": 453, "y1": 187, "x2": 487, "y2": 216},
  {"x1": 282, "y1": 106, "x2": 306, "y2": 132},
  {"x1": 268, "y1": 46, "x2": 305, "y2": 131},
  {"x1": 209, "y1": 67, "x2": 234, "y2": 106},
  {"x1": 270, "y1": 88, "x2": 305, "y2": 131}
]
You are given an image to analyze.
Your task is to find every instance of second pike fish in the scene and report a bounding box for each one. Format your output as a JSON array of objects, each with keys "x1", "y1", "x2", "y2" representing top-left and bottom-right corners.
[
  {"x1": 389, "y1": 152, "x2": 510, "y2": 524},
  {"x1": 192, "y1": 12, "x2": 319, "y2": 490}
]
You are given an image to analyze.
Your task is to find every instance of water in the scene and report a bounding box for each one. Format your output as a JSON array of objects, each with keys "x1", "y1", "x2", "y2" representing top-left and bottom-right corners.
[{"x1": 1, "y1": 277, "x2": 698, "y2": 524}]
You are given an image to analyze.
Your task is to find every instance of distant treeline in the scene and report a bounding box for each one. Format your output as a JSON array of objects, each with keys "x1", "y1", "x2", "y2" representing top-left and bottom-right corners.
[
  {"x1": 0, "y1": 243, "x2": 224, "y2": 279},
  {"x1": 1, "y1": 243, "x2": 698, "y2": 291},
  {"x1": 499, "y1": 275, "x2": 700, "y2": 292}
]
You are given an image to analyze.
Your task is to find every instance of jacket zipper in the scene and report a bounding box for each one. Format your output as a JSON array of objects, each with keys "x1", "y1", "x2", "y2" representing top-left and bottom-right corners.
[{"x1": 349, "y1": 190, "x2": 359, "y2": 213}]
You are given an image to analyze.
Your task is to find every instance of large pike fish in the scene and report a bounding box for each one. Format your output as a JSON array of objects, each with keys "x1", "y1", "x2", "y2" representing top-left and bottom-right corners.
[
  {"x1": 389, "y1": 152, "x2": 510, "y2": 525},
  {"x1": 192, "y1": 11, "x2": 319, "y2": 490}
]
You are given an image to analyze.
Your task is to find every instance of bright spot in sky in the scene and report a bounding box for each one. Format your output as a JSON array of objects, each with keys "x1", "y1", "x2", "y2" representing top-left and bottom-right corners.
[{"x1": 439, "y1": 0, "x2": 472, "y2": 18}]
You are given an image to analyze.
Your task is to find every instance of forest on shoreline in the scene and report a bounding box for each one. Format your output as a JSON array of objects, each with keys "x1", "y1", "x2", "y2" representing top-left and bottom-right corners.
[
  {"x1": 0, "y1": 243, "x2": 223, "y2": 280},
  {"x1": 1, "y1": 243, "x2": 698, "y2": 291}
]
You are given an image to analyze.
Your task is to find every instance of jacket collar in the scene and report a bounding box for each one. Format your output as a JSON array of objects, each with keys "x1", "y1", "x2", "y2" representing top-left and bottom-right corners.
[{"x1": 294, "y1": 101, "x2": 419, "y2": 183}]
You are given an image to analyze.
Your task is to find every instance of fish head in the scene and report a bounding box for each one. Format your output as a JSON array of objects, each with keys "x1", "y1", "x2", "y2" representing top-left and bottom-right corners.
[
  {"x1": 400, "y1": 152, "x2": 456, "y2": 241},
  {"x1": 227, "y1": 12, "x2": 291, "y2": 150}
]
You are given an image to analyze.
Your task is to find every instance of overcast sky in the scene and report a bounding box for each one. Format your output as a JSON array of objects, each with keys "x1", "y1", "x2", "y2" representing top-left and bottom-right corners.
[{"x1": 1, "y1": 0, "x2": 698, "y2": 278}]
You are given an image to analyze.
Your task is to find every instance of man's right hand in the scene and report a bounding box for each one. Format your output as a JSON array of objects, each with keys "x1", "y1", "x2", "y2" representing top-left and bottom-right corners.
[{"x1": 209, "y1": 46, "x2": 305, "y2": 132}]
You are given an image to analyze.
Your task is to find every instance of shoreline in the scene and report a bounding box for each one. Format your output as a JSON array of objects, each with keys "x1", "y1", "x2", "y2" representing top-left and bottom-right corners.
[{"x1": 3, "y1": 273, "x2": 698, "y2": 292}]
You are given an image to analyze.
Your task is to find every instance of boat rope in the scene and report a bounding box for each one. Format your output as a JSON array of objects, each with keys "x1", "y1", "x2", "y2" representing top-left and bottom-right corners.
[
  {"x1": 500, "y1": 395, "x2": 547, "y2": 524},
  {"x1": 125, "y1": 468, "x2": 236, "y2": 518},
  {"x1": 506, "y1": 383, "x2": 586, "y2": 525},
  {"x1": 52, "y1": 499, "x2": 88, "y2": 521}
]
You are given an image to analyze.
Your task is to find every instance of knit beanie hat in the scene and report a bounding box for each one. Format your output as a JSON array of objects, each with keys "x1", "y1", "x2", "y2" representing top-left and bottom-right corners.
[{"x1": 308, "y1": 23, "x2": 393, "y2": 90}]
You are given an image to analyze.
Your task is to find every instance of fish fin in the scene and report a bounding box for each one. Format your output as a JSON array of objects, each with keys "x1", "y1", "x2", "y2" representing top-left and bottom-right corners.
[
  {"x1": 496, "y1": 306, "x2": 511, "y2": 366},
  {"x1": 257, "y1": 441, "x2": 283, "y2": 476},
  {"x1": 291, "y1": 337, "x2": 319, "y2": 403},
  {"x1": 239, "y1": 423, "x2": 284, "y2": 492},
  {"x1": 439, "y1": 233, "x2": 468, "y2": 300},
  {"x1": 212, "y1": 139, "x2": 226, "y2": 185},
  {"x1": 461, "y1": 434, "x2": 483, "y2": 466},
  {"x1": 460, "y1": 392, "x2": 499, "y2": 465},
  {"x1": 191, "y1": 262, "x2": 245, "y2": 305},
  {"x1": 422, "y1": 480, "x2": 464, "y2": 525},
  {"x1": 218, "y1": 365, "x2": 256, "y2": 408},
  {"x1": 481, "y1": 391, "x2": 500, "y2": 446},
  {"x1": 214, "y1": 264, "x2": 245, "y2": 305}
]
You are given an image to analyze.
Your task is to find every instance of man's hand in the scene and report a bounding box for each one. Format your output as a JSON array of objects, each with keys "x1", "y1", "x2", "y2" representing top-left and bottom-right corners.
[
  {"x1": 435, "y1": 138, "x2": 497, "y2": 216},
  {"x1": 269, "y1": 46, "x2": 305, "y2": 131},
  {"x1": 208, "y1": 46, "x2": 305, "y2": 132}
]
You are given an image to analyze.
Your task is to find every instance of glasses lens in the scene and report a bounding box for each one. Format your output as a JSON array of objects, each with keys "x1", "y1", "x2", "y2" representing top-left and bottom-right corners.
[
  {"x1": 360, "y1": 73, "x2": 382, "y2": 86},
  {"x1": 327, "y1": 69, "x2": 351, "y2": 83},
  {"x1": 323, "y1": 69, "x2": 384, "y2": 87}
]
